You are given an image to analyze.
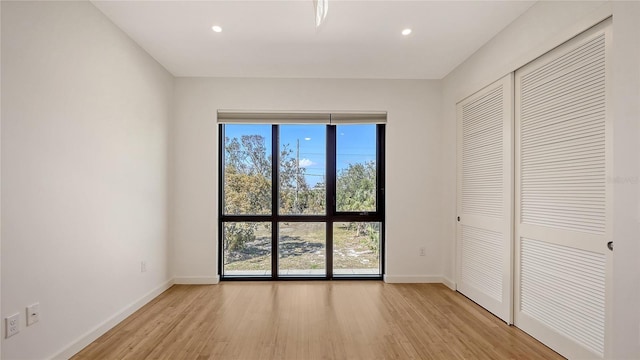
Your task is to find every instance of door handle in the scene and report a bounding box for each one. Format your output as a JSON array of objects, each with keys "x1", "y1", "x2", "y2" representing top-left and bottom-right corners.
[{"x1": 607, "y1": 241, "x2": 613, "y2": 251}]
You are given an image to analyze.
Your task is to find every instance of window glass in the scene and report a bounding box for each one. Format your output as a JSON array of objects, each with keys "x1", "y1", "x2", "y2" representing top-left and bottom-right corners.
[
  {"x1": 333, "y1": 222, "x2": 381, "y2": 275},
  {"x1": 223, "y1": 125, "x2": 272, "y2": 215},
  {"x1": 278, "y1": 222, "x2": 326, "y2": 276},
  {"x1": 223, "y1": 222, "x2": 272, "y2": 276},
  {"x1": 336, "y1": 125, "x2": 377, "y2": 212},
  {"x1": 279, "y1": 125, "x2": 326, "y2": 215}
]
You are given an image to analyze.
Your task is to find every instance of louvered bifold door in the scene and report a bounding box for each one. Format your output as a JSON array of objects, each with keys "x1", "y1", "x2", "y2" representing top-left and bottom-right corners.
[
  {"x1": 514, "y1": 19, "x2": 612, "y2": 359},
  {"x1": 456, "y1": 74, "x2": 513, "y2": 324}
]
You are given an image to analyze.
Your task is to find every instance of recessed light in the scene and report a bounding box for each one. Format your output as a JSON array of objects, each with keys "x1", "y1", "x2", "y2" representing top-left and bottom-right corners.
[
  {"x1": 212, "y1": 25, "x2": 222, "y2": 33},
  {"x1": 304, "y1": 137, "x2": 311, "y2": 141},
  {"x1": 402, "y1": 28, "x2": 412, "y2": 36}
]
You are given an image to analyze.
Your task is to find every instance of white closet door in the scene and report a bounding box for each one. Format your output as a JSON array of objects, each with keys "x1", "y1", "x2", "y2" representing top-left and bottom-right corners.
[
  {"x1": 456, "y1": 74, "x2": 513, "y2": 324},
  {"x1": 515, "y1": 19, "x2": 612, "y2": 359}
]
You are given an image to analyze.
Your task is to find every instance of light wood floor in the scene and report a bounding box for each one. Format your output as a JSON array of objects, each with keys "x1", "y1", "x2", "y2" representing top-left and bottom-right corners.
[{"x1": 72, "y1": 282, "x2": 563, "y2": 360}]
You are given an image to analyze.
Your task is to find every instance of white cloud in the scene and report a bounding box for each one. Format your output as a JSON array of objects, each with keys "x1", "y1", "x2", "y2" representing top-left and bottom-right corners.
[{"x1": 299, "y1": 158, "x2": 315, "y2": 167}]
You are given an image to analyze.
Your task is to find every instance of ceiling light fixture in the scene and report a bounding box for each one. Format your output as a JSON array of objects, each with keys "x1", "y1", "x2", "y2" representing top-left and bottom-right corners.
[
  {"x1": 402, "y1": 28, "x2": 412, "y2": 36},
  {"x1": 314, "y1": 0, "x2": 328, "y2": 28},
  {"x1": 212, "y1": 25, "x2": 222, "y2": 33}
]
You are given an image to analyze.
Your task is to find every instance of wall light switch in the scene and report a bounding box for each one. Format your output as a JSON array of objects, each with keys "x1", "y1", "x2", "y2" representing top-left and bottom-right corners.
[{"x1": 26, "y1": 303, "x2": 40, "y2": 326}]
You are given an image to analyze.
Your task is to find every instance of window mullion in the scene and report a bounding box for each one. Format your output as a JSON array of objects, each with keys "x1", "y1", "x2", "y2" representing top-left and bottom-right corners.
[
  {"x1": 271, "y1": 124, "x2": 279, "y2": 279},
  {"x1": 218, "y1": 124, "x2": 225, "y2": 278},
  {"x1": 326, "y1": 125, "x2": 337, "y2": 278},
  {"x1": 378, "y1": 124, "x2": 386, "y2": 276},
  {"x1": 377, "y1": 124, "x2": 385, "y2": 216}
]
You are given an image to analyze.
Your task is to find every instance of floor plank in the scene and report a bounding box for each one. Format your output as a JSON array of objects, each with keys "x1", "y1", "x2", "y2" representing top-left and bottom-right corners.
[{"x1": 72, "y1": 282, "x2": 563, "y2": 360}]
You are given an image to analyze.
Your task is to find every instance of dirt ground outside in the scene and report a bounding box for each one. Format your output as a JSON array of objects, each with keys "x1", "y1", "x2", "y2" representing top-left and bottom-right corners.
[{"x1": 224, "y1": 222, "x2": 380, "y2": 273}]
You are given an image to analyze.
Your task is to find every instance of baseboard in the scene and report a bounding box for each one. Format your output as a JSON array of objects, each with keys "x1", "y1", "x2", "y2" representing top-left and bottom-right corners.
[
  {"x1": 173, "y1": 275, "x2": 220, "y2": 285},
  {"x1": 383, "y1": 275, "x2": 447, "y2": 283},
  {"x1": 50, "y1": 278, "x2": 174, "y2": 360},
  {"x1": 441, "y1": 277, "x2": 456, "y2": 290}
]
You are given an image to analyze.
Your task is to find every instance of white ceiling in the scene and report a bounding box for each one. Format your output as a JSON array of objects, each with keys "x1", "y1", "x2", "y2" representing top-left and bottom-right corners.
[{"x1": 92, "y1": 0, "x2": 535, "y2": 79}]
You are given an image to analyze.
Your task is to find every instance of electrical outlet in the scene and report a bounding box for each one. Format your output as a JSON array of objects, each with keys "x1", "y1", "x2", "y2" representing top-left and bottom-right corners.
[
  {"x1": 419, "y1": 247, "x2": 426, "y2": 256},
  {"x1": 26, "y1": 303, "x2": 40, "y2": 326},
  {"x1": 5, "y1": 313, "x2": 19, "y2": 338},
  {"x1": 141, "y1": 261, "x2": 147, "y2": 273}
]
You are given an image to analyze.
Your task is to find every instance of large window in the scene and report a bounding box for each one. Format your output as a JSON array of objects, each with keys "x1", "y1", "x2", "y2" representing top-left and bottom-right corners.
[{"x1": 219, "y1": 115, "x2": 385, "y2": 280}]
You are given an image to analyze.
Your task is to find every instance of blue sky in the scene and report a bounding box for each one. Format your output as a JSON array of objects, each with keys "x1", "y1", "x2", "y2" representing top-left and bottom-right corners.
[{"x1": 224, "y1": 124, "x2": 376, "y2": 186}]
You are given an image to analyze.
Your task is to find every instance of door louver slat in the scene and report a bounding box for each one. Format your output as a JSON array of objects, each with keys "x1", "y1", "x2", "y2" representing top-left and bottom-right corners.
[
  {"x1": 461, "y1": 226, "x2": 503, "y2": 301},
  {"x1": 520, "y1": 33, "x2": 606, "y2": 235},
  {"x1": 521, "y1": 238, "x2": 605, "y2": 356},
  {"x1": 462, "y1": 85, "x2": 504, "y2": 218}
]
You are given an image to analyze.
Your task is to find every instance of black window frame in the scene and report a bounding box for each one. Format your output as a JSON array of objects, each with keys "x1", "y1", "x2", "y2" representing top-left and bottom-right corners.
[{"x1": 218, "y1": 123, "x2": 385, "y2": 280}]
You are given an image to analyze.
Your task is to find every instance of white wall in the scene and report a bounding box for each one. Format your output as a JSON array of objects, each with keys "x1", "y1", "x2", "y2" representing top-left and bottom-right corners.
[
  {"x1": 172, "y1": 78, "x2": 443, "y2": 283},
  {"x1": 1, "y1": 2, "x2": 174, "y2": 359},
  {"x1": 3, "y1": 0, "x2": 636, "y2": 358},
  {"x1": 441, "y1": 1, "x2": 640, "y2": 357}
]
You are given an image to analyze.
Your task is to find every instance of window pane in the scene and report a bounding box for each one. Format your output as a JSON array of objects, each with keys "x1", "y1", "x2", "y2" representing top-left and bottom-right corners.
[
  {"x1": 223, "y1": 124, "x2": 272, "y2": 215},
  {"x1": 279, "y1": 125, "x2": 326, "y2": 215},
  {"x1": 333, "y1": 222, "x2": 381, "y2": 275},
  {"x1": 223, "y1": 222, "x2": 271, "y2": 276},
  {"x1": 336, "y1": 125, "x2": 376, "y2": 212},
  {"x1": 278, "y1": 222, "x2": 325, "y2": 276}
]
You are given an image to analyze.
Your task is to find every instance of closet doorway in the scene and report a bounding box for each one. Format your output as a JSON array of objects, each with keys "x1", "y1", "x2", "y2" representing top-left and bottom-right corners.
[{"x1": 456, "y1": 18, "x2": 612, "y2": 359}]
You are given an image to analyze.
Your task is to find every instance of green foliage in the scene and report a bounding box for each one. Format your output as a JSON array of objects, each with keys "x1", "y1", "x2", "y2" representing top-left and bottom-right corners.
[
  {"x1": 223, "y1": 135, "x2": 273, "y2": 217},
  {"x1": 224, "y1": 222, "x2": 256, "y2": 251},
  {"x1": 365, "y1": 223, "x2": 380, "y2": 254},
  {"x1": 224, "y1": 165, "x2": 271, "y2": 215},
  {"x1": 336, "y1": 161, "x2": 376, "y2": 212},
  {"x1": 342, "y1": 222, "x2": 380, "y2": 254},
  {"x1": 278, "y1": 144, "x2": 310, "y2": 214},
  {"x1": 336, "y1": 161, "x2": 378, "y2": 252},
  {"x1": 335, "y1": 161, "x2": 379, "y2": 253},
  {"x1": 278, "y1": 148, "x2": 326, "y2": 215},
  {"x1": 224, "y1": 135, "x2": 323, "y2": 250},
  {"x1": 224, "y1": 135, "x2": 272, "y2": 251},
  {"x1": 223, "y1": 134, "x2": 378, "y2": 253}
]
